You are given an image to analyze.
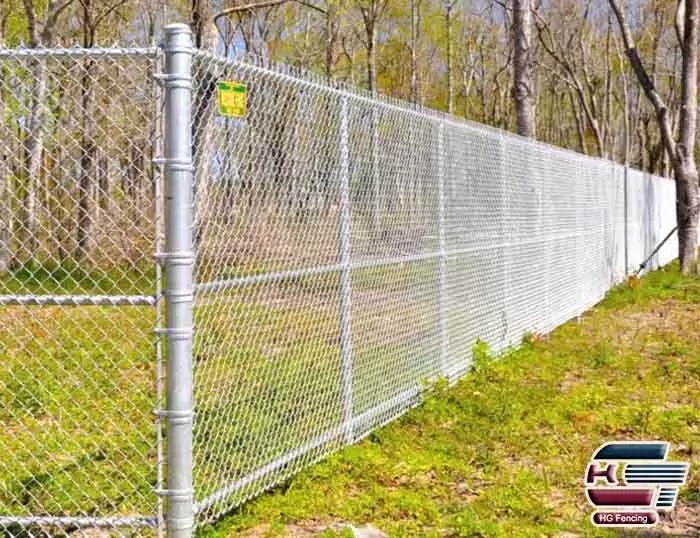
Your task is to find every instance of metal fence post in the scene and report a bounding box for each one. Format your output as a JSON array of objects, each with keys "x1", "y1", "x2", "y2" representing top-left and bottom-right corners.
[
  {"x1": 499, "y1": 132, "x2": 510, "y2": 348},
  {"x1": 624, "y1": 163, "x2": 629, "y2": 274},
  {"x1": 162, "y1": 23, "x2": 194, "y2": 538},
  {"x1": 339, "y1": 96, "x2": 354, "y2": 445},
  {"x1": 372, "y1": 105, "x2": 380, "y2": 237},
  {"x1": 437, "y1": 120, "x2": 447, "y2": 376},
  {"x1": 153, "y1": 44, "x2": 166, "y2": 538}
]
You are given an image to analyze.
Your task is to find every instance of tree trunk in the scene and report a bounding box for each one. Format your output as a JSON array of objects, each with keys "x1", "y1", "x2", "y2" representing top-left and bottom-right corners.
[
  {"x1": 674, "y1": 153, "x2": 700, "y2": 273},
  {"x1": 0, "y1": 163, "x2": 9, "y2": 273},
  {"x1": 513, "y1": 0, "x2": 534, "y2": 137},
  {"x1": 610, "y1": 0, "x2": 700, "y2": 272},
  {"x1": 98, "y1": 151, "x2": 109, "y2": 211},
  {"x1": 318, "y1": 6, "x2": 338, "y2": 216},
  {"x1": 674, "y1": 0, "x2": 699, "y2": 272},
  {"x1": 0, "y1": 64, "x2": 11, "y2": 273},
  {"x1": 410, "y1": 0, "x2": 419, "y2": 103},
  {"x1": 56, "y1": 145, "x2": 70, "y2": 263},
  {"x1": 367, "y1": 24, "x2": 377, "y2": 94},
  {"x1": 76, "y1": 60, "x2": 96, "y2": 260},
  {"x1": 446, "y1": 1, "x2": 453, "y2": 114},
  {"x1": 20, "y1": 58, "x2": 46, "y2": 265},
  {"x1": 191, "y1": 0, "x2": 215, "y2": 49},
  {"x1": 364, "y1": 14, "x2": 379, "y2": 234},
  {"x1": 325, "y1": 3, "x2": 337, "y2": 80}
]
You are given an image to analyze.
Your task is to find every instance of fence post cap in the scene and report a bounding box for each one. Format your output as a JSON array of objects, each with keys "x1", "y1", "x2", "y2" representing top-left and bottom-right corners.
[{"x1": 164, "y1": 23, "x2": 191, "y2": 34}]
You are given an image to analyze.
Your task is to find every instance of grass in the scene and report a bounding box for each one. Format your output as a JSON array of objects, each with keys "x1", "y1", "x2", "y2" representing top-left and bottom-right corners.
[
  {"x1": 200, "y1": 263, "x2": 700, "y2": 538},
  {"x1": 0, "y1": 259, "x2": 441, "y2": 535},
  {"x1": 0, "y1": 303, "x2": 157, "y2": 518},
  {"x1": 2, "y1": 261, "x2": 699, "y2": 537},
  {"x1": 0, "y1": 261, "x2": 156, "y2": 296},
  {"x1": 191, "y1": 260, "x2": 441, "y2": 517}
]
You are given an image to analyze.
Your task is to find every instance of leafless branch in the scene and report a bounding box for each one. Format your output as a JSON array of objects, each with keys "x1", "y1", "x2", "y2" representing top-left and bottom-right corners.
[
  {"x1": 608, "y1": 0, "x2": 675, "y2": 159},
  {"x1": 675, "y1": 0, "x2": 685, "y2": 49},
  {"x1": 214, "y1": 0, "x2": 326, "y2": 26}
]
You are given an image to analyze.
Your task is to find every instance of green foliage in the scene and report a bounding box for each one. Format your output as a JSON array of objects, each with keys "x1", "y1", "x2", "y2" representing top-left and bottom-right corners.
[
  {"x1": 471, "y1": 339, "x2": 493, "y2": 372},
  {"x1": 588, "y1": 341, "x2": 614, "y2": 368},
  {"x1": 2, "y1": 0, "x2": 29, "y2": 46}
]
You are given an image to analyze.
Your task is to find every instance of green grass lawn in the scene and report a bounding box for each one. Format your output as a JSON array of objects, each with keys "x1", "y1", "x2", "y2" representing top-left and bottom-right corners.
[
  {"x1": 2, "y1": 261, "x2": 699, "y2": 537},
  {"x1": 201, "y1": 264, "x2": 700, "y2": 538},
  {"x1": 0, "y1": 259, "x2": 442, "y2": 535}
]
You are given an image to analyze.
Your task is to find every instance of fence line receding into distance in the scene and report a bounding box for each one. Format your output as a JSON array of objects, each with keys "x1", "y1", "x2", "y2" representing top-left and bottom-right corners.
[{"x1": 0, "y1": 24, "x2": 677, "y2": 537}]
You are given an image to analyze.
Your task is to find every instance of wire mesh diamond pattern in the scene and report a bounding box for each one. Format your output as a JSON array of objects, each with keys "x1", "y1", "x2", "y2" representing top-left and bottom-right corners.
[
  {"x1": 0, "y1": 47, "x2": 162, "y2": 537},
  {"x1": 187, "y1": 48, "x2": 678, "y2": 526},
  {"x1": 0, "y1": 35, "x2": 682, "y2": 538}
]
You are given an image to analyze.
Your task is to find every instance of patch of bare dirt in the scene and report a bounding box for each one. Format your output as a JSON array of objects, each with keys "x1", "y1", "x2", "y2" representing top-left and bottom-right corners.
[
  {"x1": 649, "y1": 503, "x2": 700, "y2": 536},
  {"x1": 617, "y1": 503, "x2": 700, "y2": 537},
  {"x1": 238, "y1": 522, "x2": 324, "y2": 537},
  {"x1": 558, "y1": 371, "x2": 582, "y2": 393}
]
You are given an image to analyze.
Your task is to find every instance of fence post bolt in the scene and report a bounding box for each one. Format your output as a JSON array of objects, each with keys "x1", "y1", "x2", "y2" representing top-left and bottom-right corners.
[{"x1": 162, "y1": 23, "x2": 195, "y2": 538}]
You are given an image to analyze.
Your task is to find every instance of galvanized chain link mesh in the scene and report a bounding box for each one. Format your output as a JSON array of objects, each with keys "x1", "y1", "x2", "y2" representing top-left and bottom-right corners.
[
  {"x1": 0, "y1": 47, "x2": 162, "y2": 537},
  {"x1": 0, "y1": 40, "x2": 679, "y2": 536},
  {"x1": 189, "y1": 50, "x2": 677, "y2": 525}
]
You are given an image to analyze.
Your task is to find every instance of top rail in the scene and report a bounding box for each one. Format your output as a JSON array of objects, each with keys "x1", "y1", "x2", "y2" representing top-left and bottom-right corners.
[
  {"x1": 191, "y1": 49, "x2": 673, "y2": 175},
  {"x1": 0, "y1": 294, "x2": 157, "y2": 306},
  {"x1": 0, "y1": 46, "x2": 159, "y2": 59}
]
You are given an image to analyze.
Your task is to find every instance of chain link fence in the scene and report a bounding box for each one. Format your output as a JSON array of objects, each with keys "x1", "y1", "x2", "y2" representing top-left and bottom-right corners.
[
  {"x1": 0, "y1": 25, "x2": 678, "y2": 537},
  {"x1": 187, "y1": 47, "x2": 677, "y2": 526},
  {"x1": 0, "y1": 43, "x2": 164, "y2": 537}
]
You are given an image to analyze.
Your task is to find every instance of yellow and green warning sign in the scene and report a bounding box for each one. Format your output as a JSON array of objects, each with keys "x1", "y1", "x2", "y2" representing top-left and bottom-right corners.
[{"x1": 217, "y1": 81, "x2": 247, "y2": 118}]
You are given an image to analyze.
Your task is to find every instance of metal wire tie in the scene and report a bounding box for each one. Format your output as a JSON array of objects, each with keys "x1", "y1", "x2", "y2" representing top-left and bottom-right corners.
[
  {"x1": 152, "y1": 157, "x2": 194, "y2": 172},
  {"x1": 152, "y1": 72, "x2": 191, "y2": 89},
  {"x1": 154, "y1": 327, "x2": 194, "y2": 339},
  {"x1": 154, "y1": 408, "x2": 194, "y2": 425}
]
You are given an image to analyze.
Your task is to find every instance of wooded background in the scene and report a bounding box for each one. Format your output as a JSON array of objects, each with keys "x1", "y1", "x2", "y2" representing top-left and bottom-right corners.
[
  {"x1": 1, "y1": 0, "x2": 683, "y2": 170},
  {"x1": 0, "y1": 0, "x2": 687, "y2": 273}
]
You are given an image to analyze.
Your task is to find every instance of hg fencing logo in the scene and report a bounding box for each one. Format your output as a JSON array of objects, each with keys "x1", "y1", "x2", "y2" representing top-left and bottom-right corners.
[{"x1": 585, "y1": 442, "x2": 689, "y2": 527}]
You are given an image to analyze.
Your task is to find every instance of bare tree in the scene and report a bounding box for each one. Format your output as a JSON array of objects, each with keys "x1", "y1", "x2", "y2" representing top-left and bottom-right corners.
[
  {"x1": 609, "y1": 0, "x2": 699, "y2": 272},
  {"x1": 191, "y1": 0, "x2": 217, "y2": 49},
  {"x1": 0, "y1": 3, "x2": 11, "y2": 272},
  {"x1": 410, "y1": 0, "x2": 421, "y2": 103},
  {"x1": 445, "y1": 0, "x2": 458, "y2": 114},
  {"x1": 456, "y1": 15, "x2": 482, "y2": 118},
  {"x1": 355, "y1": 0, "x2": 389, "y2": 94},
  {"x1": 513, "y1": 0, "x2": 534, "y2": 137},
  {"x1": 19, "y1": 0, "x2": 74, "y2": 266},
  {"x1": 534, "y1": 2, "x2": 608, "y2": 157},
  {"x1": 0, "y1": 63, "x2": 10, "y2": 273},
  {"x1": 357, "y1": 0, "x2": 389, "y2": 234},
  {"x1": 324, "y1": 1, "x2": 340, "y2": 79},
  {"x1": 75, "y1": 0, "x2": 131, "y2": 260},
  {"x1": 213, "y1": 0, "x2": 334, "y2": 74}
]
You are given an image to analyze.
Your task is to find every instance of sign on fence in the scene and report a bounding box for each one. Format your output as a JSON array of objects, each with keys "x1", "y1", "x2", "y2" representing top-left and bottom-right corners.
[{"x1": 217, "y1": 81, "x2": 247, "y2": 118}]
